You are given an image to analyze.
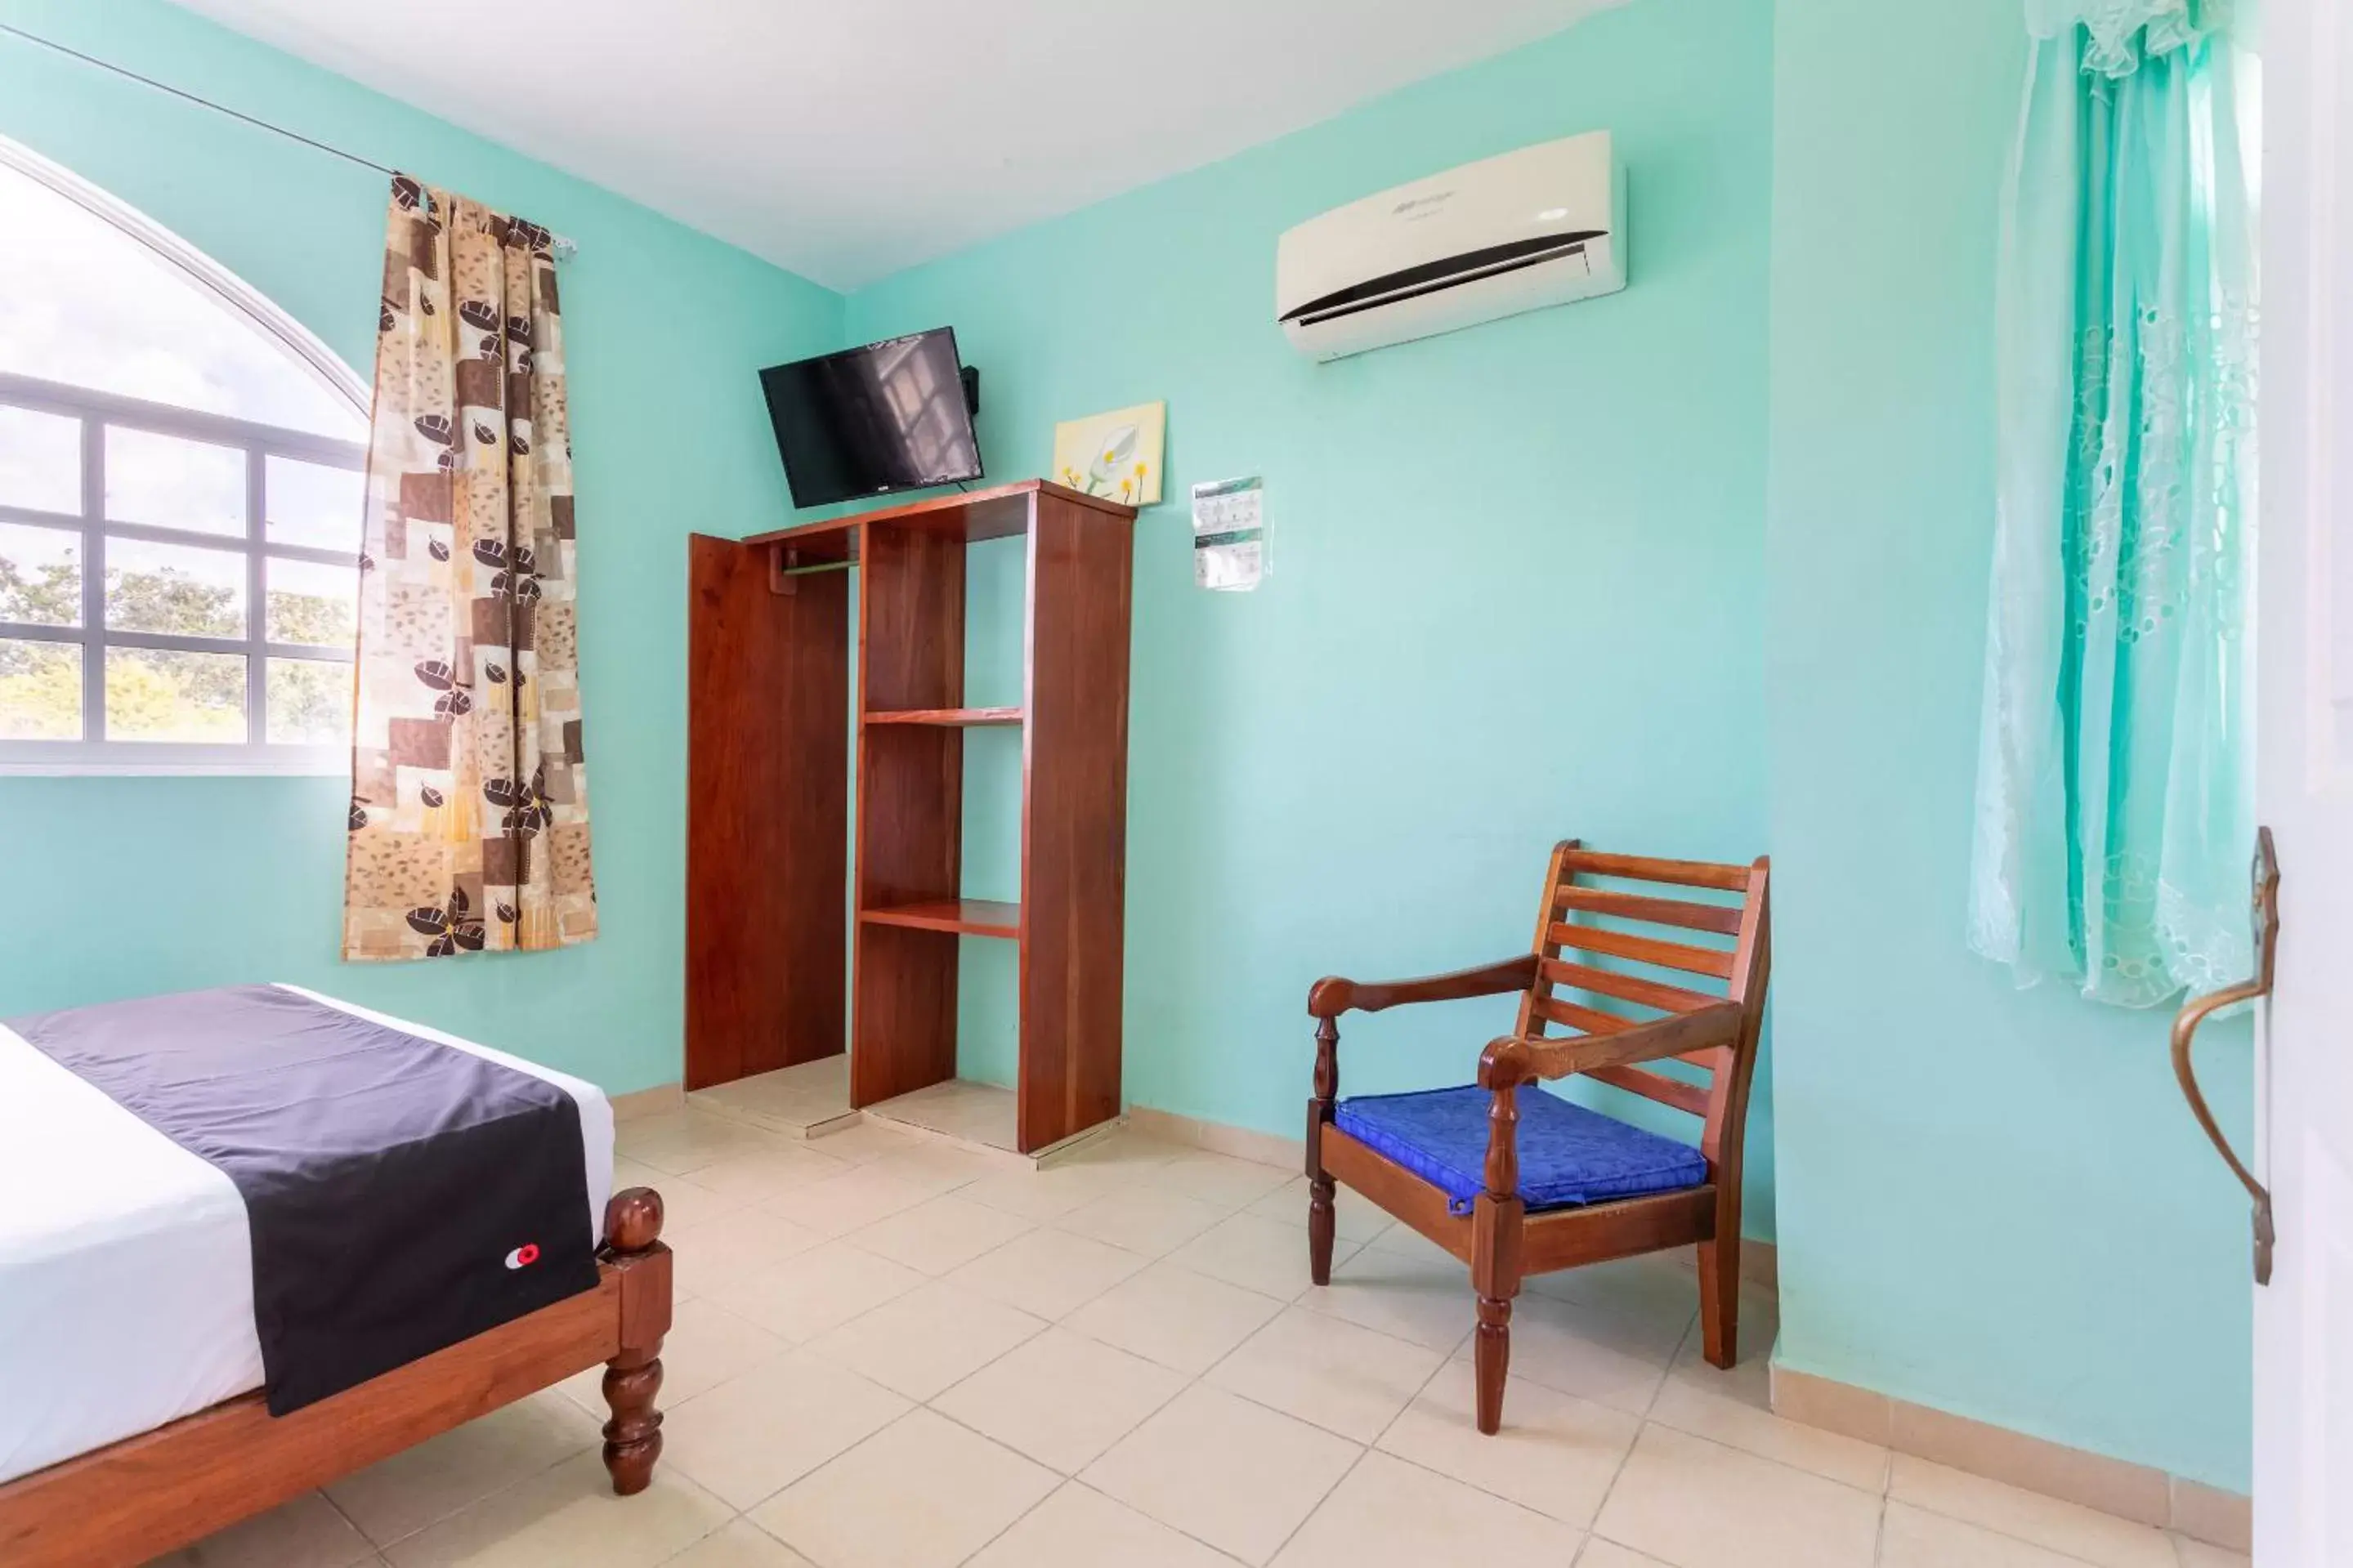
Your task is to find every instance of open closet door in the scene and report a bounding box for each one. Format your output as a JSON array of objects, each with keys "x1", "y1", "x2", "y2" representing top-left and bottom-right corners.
[{"x1": 2252, "y1": 0, "x2": 2353, "y2": 1557}]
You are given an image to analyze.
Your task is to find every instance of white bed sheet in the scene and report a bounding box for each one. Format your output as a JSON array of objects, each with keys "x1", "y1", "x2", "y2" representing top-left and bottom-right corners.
[{"x1": 0, "y1": 985, "x2": 614, "y2": 1485}]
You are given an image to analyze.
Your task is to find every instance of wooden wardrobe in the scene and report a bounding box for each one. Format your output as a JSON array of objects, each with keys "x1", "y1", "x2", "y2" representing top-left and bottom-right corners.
[{"x1": 686, "y1": 480, "x2": 1138, "y2": 1154}]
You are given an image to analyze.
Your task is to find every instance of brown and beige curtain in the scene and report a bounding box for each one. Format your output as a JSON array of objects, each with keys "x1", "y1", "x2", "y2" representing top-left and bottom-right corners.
[{"x1": 343, "y1": 176, "x2": 597, "y2": 960}]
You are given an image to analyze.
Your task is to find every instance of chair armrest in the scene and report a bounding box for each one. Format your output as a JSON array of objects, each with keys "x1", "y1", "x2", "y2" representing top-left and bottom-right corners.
[
  {"x1": 1308, "y1": 954, "x2": 1539, "y2": 1020},
  {"x1": 1477, "y1": 1002, "x2": 1747, "y2": 1088}
]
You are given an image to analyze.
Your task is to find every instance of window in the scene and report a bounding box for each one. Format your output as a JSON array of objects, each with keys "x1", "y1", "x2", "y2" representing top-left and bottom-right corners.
[{"x1": 0, "y1": 139, "x2": 369, "y2": 773}]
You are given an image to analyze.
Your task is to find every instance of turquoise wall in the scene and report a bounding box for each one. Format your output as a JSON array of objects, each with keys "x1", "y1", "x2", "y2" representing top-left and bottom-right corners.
[
  {"x1": 1764, "y1": 0, "x2": 2252, "y2": 1490},
  {"x1": 842, "y1": 0, "x2": 1778, "y2": 1236},
  {"x1": 0, "y1": 0, "x2": 843, "y2": 1093},
  {"x1": 0, "y1": 0, "x2": 2251, "y2": 1491}
]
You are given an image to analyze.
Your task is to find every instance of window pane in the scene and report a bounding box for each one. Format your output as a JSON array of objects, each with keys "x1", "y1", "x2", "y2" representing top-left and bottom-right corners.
[
  {"x1": 0, "y1": 159, "x2": 365, "y2": 440},
  {"x1": 0, "y1": 404, "x2": 80, "y2": 513},
  {"x1": 105, "y1": 426, "x2": 244, "y2": 535},
  {"x1": 0, "y1": 522, "x2": 81, "y2": 626},
  {"x1": 266, "y1": 457, "x2": 365, "y2": 551},
  {"x1": 0, "y1": 637, "x2": 80, "y2": 739},
  {"x1": 266, "y1": 657, "x2": 350, "y2": 745},
  {"x1": 105, "y1": 536, "x2": 245, "y2": 637},
  {"x1": 105, "y1": 646, "x2": 246, "y2": 742},
  {"x1": 266, "y1": 556, "x2": 358, "y2": 646}
]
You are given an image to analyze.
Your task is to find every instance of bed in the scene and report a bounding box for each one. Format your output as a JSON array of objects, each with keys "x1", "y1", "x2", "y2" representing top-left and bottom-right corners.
[{"x1": 0, "y1": 985, "x2": 673, "y2": 1568}]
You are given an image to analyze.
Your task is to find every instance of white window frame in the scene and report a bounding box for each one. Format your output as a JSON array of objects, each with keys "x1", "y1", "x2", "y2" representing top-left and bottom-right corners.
[{"x1": 0, "y1": 137, "x2": 369, "y2": 777}]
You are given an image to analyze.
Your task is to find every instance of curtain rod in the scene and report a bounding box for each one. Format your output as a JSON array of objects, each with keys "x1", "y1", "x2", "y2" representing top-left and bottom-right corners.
[{"x1": 0, "y1": 20, "x2": 578, "y2": 258}]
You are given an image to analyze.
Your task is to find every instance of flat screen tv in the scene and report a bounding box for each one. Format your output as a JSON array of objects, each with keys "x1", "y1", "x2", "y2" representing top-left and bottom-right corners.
[{"x1": 759, "y1": 328, "x2": 982, "y2": 509}]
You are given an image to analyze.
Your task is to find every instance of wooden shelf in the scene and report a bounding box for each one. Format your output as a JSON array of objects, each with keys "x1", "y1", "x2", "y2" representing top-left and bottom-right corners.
[
  {"x1": 859, "y1": 898, "x2": 1021, "y2": 939},
  {"x1": 865, "y1": 706, "x2": 1022, "y2": 727}
]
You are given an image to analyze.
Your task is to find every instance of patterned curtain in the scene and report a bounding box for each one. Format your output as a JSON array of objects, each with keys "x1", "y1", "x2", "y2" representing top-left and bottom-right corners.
[
  {"x1": 343, "y1": 176, "x2": 597, "y2": 960},
  {"x1": 1968, "y1": 1, "x2": 2253, "y2": 1005}
]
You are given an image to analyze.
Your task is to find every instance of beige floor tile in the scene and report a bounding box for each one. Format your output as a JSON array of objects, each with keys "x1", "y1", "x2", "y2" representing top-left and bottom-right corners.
[
  {"x1": 1525, "y1": 1252, "x2": 1713, "y2": 1327},
  {"x1": 1147, "y1": 1150, "x2": 1299, "y2": 1209},
  {"x1": 1592, "y1": 1423, "x2": 1880, "y2": 1568},
  {"x1": 866, "y1": 1139, "x2": 1013, "y2": 1193},
  {"x1": 700, "y1": 1239, "x2": 926, "y2": 1342},
  {"x1": 667, "y1": 1207, "x2": 830, "y2": 1302},
  {"x1": 1645, "y1": 1374, "x2": 1889, "y2": 1494},
  {"x1": 957, "y1": 1159, "x2": 1136, "y2": 1222},
  {"x1": 1082, "y1": 1385, "x2": 1362, "y2": 1566},
  {"x1": 805, "y1": 1280, "x2": 1045, "y2": 1400},
  {"x1": 761, "y1": 1163, "x2": 946, "y2": 1239},
  {"x1": 1168, "y1": 1212, "x2": 1340, "y2": 1300},
  {"x1": 1299, "y1": 1244, "x2": 1472, "y2": 1352},
  {"x1": 1879, "y1": 1499, "x2": 2100, "y2": 1566},
  {"x1": 623, "y1": 1168, "x2": 752, "y2": 1243},
  {"x1": 749, "y1": 1409, "x2": 1058, "y2": 1568},
  {"x1": 684, "y1": 1144, "x2": 851, "y2": 1203},
  {"x1": 966, "y1": 1481, "x2": 1241, "y2": 1568},
  {"x1": 1362, "y1": 1220, "x2": 1463, "y2": 1267},
  {"x1": 935, "y1": 1325, "x2": 1190, "y2": 1473},
  {"x1": 659, "y1": 1349, "x2": 910, "y2": 1510},
  {"x1": 380, "y1": 1450, "x2": 731, "y2": 1568},
  {"x1": 1376, "y1": 1361, "x2": 1639, "y2": 1529},
  {"x1": 163, "y1": 1490, "x2": 377, "y2": 1568},
  {"x1": 1577, "y1": 1541, "x2": 1674, "y2": 1568},
  {"x1": 847, "y1": 1192, "x2": 1036, "y2": 1275},
  {"x1": 1456, "y1": 1289, "x2": 1684, "y2": 1415},
  {"x1": 2171, "y1": 1539, "x2": 2252, "y2": 1568},
  {"x1": 1066, "y1": 1260, "x2": 1287, "y2": 1374},
  {"x1": 1206, "y1": 1305, "x2": 1445, "y2": 1442},
  {"x1": 1889, "y1": 1456, "x2": 2177, "y2": 1568},
  {"x1": 620, "y1": 1111, "x2": 794, "y2": 1177},
  {"x1": 803, "y1": 1119, "x2": 932, "y2": 1164},
  {"x1": 1059, "y1": 1184, "x2": 1234, "y2": 1256},
  {"x1": 1271, "y1": 1449, "x2": 1585, "y2": 1567},
  {"x1": 326, "y1": 1389, "x2": 601, "y2": 1547},
  {"x1": 557, "y1": 1297, "x2": 790, "y2": 1417},
  {"x1": 658, "y1": 1518, "x2": 820, "y2": 1566},
  {"x1": 946, "y1": 1224, "x2": 1152, "y2": 1318},
  {"x1": 1246, "y1": 1176, "x2": 1397, "y2": 1246}
]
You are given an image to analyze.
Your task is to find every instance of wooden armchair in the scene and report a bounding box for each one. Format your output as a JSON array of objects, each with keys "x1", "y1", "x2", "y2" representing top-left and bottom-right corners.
[{"x1": 1304, "y1": 840, "x2": 1770, "y2": 1434}]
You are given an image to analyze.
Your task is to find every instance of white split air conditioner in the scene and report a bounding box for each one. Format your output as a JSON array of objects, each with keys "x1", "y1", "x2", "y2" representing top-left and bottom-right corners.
[{"x1": 1276, "y1": 132, "x2": 1626, "y2": 361}]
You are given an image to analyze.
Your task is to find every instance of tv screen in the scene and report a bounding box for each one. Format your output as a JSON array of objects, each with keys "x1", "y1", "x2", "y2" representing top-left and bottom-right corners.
[{"x1": 759, "y1": 328, "x2": 982, "y2": 509}]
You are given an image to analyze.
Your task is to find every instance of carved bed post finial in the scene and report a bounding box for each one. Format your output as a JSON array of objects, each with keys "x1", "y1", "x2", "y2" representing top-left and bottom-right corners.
[
  {"x1": 1306, "y1": 1015, "x2": 1340, "y2": 1285},
  {"x1": 600, "y1": 1186, "x2": 669, "y2": 1495}
]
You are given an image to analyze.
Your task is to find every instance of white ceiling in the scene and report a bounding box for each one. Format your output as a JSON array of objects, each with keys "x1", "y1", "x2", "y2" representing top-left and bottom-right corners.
[{"x1": 170, "y1": 0, "x2": 1617, "y2": 290}]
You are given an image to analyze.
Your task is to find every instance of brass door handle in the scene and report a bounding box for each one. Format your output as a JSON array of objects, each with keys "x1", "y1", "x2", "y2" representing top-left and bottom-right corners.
[{"x1": 2169, "y1": 826, "x2": 2280, "y2": 1285}]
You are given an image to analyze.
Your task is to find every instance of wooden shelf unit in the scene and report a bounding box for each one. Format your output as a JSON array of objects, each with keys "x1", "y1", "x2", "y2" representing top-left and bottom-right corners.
[{"x1": 687, "y1": 480, "x2": 1138, "y2": 1153}]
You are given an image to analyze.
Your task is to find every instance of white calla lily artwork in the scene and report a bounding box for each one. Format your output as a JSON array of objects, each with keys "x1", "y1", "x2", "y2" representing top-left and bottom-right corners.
[{"x1": 1052, "y1": 400, "x2": 1165, "y2": 506}]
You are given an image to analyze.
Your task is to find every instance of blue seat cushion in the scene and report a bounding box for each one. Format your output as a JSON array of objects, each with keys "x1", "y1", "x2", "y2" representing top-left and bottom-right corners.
[{"x1": 1334, "y1": 1085, "x2": 1707, "y2": 1216}]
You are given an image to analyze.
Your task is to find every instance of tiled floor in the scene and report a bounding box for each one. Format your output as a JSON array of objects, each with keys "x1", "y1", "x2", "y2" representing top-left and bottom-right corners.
[{"x1": 160, "y1": 1107, "x2": 2244, "y2": 1568}]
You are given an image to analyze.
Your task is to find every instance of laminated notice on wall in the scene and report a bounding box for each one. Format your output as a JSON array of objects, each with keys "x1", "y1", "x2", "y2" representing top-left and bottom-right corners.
[{"x1": 1192, "y1": 476, "x2": 1266, "y2": 592}]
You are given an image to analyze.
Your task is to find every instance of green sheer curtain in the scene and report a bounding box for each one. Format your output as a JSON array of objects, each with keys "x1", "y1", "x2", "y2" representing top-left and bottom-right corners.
[{"x1": 1969, "y1": 0, "x2": 2256, "y2": 1007}]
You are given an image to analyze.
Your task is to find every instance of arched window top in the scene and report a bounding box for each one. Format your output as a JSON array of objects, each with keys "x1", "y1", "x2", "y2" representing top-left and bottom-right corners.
[
  {"x1": 0, "y1": 138, "x2": 365, "y2": 439},
  {"x1": 0, "y1": 138, "x2": 369, "y2": 773}
]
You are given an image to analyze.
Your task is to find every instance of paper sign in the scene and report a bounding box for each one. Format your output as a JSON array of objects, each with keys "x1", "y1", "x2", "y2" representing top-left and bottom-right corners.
[{"x1": 1192, "y1": 476, "x2": 1265, "y2": 592}]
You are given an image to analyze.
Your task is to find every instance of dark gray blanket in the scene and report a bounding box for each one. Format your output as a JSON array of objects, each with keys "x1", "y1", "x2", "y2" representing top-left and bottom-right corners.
[{"x1": 9, "y1": 985, "x2": 598, "y2": 1414}]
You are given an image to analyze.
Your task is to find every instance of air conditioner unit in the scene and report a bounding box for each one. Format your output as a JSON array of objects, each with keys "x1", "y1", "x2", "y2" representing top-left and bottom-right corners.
[{"x1": 1276, "y1": 132, "x2": 1625, "y2": 362}]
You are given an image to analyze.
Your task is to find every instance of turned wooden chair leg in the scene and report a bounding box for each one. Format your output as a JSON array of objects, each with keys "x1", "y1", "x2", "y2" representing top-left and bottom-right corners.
[
  {"x1": 1306, "y1": 1016, "x2": 1340, "y2": 1286},
  {"x1": 1471, "y1": 1083, "x2": 1525, "y2": 1436},
  {"x1": 600, "y1": 1188, "x2": 671, "y2": 1495},
  {"x1": 1474, "y1": 1293, "x2": 1514, "y2": 1434}
]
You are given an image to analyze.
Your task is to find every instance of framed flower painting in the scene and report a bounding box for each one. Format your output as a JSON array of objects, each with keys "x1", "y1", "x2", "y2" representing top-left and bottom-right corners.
[{"x1": 1052, "y1": 400, "x2": 1165, "y2": 507}]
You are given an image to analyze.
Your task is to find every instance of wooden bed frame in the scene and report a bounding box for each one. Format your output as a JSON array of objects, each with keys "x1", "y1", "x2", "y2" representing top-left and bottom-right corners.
[{"x1": 0, "y1": 1186, "x2": 672, "y2": 1568}]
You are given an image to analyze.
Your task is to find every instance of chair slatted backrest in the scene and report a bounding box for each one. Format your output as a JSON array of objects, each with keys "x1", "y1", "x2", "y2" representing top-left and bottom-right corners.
[{"x1": 1514, "y1": 841, "x2": 1771, "y2": 1169}]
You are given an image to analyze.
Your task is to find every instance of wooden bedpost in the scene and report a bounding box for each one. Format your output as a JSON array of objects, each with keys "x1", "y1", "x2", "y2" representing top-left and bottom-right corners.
[{"x1": 600, "y1": 1187, "x2": 670, "y2": 1495}]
